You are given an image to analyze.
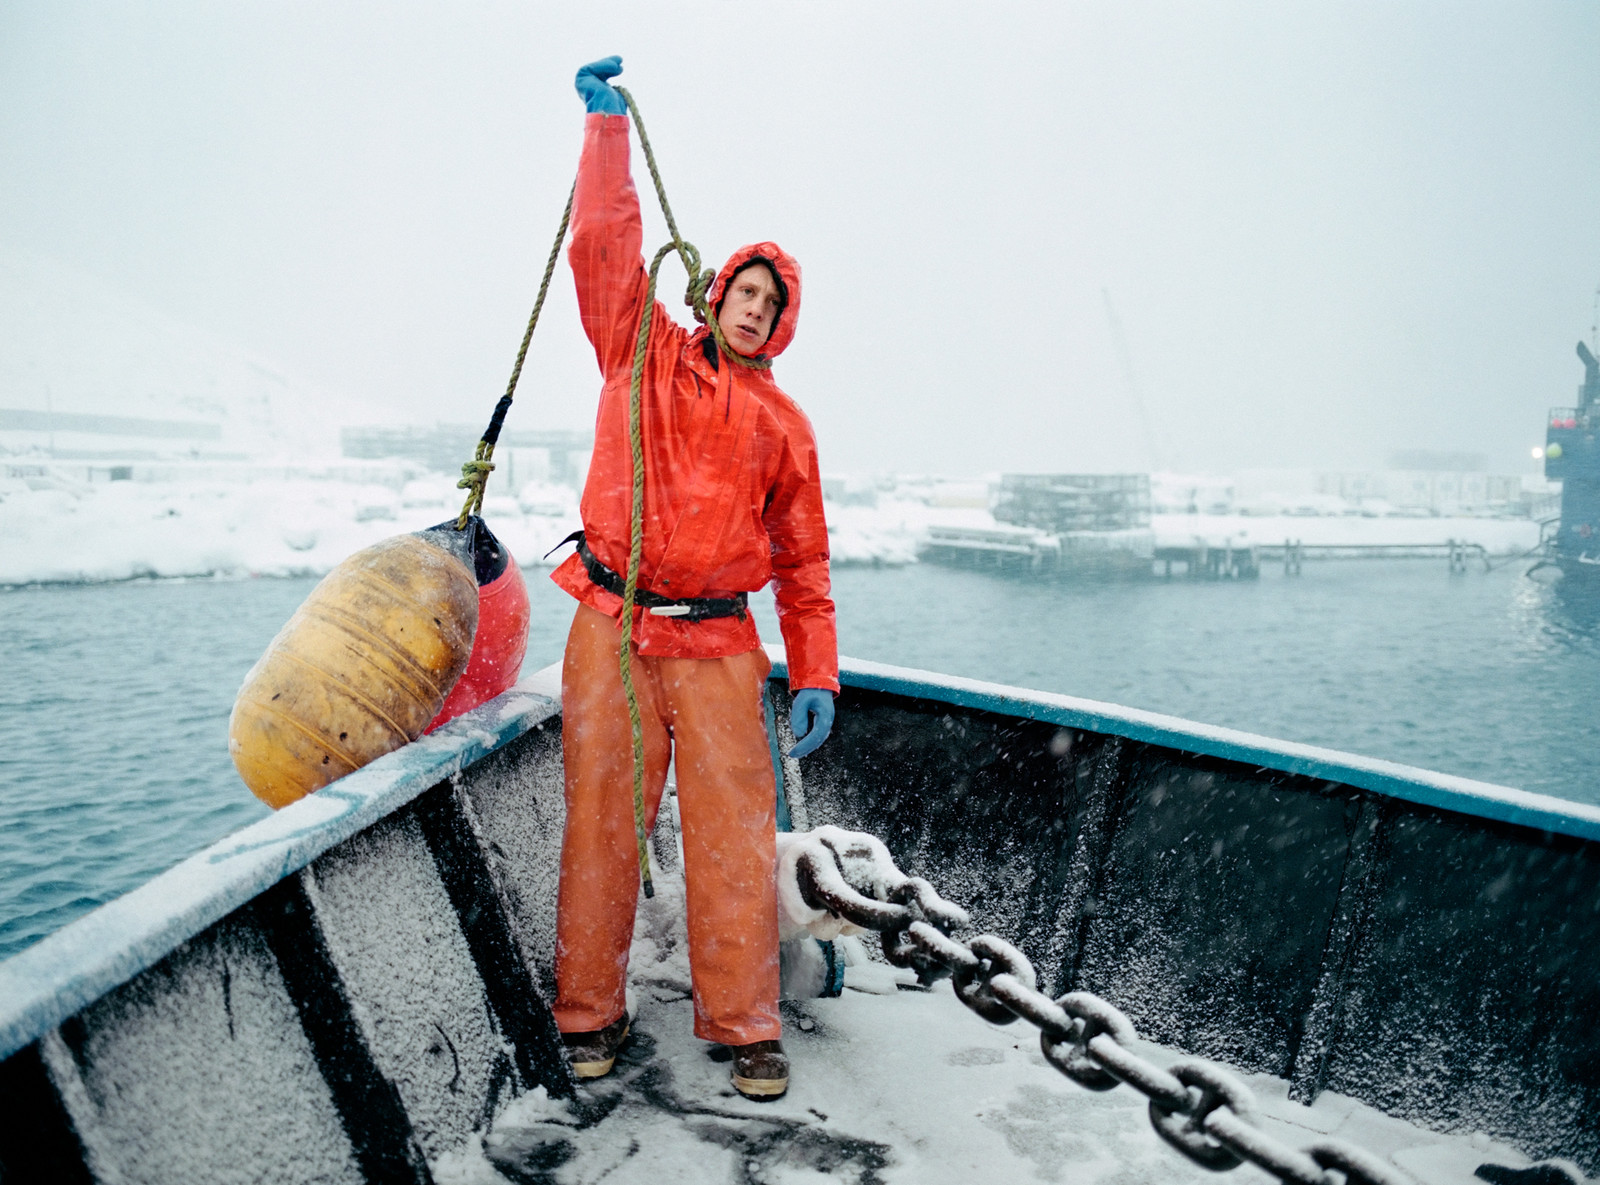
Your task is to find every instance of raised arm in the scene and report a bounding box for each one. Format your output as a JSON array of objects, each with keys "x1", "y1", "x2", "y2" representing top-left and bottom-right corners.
[{"x1": 568, "y1": 57, "x2": 651, "y2": 378}]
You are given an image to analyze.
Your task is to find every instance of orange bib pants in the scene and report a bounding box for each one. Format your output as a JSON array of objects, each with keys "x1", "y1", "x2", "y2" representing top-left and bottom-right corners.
[{"x1": 552, "y1": 604, "x2": 782, "y2": 1047}]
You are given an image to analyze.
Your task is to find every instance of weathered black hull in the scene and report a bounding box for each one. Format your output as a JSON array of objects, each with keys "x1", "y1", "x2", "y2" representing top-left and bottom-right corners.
[{"x1": 789, "y1": 675, "x2": 1600, "y2": 1164}]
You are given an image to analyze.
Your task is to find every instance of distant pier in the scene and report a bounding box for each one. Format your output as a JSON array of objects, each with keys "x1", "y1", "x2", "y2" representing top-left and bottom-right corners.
[
  {"x1": 916, "y1": 472, "x2": 1518, "y2": 581},
  {"x1": 1154, "y1": 539, "x2": 1495, "y2": 579},
  {"x1": 924, "y1": 528, "x2": 1504, "y2": 582}
]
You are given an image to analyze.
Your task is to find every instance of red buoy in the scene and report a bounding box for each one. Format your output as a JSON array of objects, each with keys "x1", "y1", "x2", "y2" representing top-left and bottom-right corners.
[{"x1": 416, "y1": 516, "x2": 531, "y2": 732}]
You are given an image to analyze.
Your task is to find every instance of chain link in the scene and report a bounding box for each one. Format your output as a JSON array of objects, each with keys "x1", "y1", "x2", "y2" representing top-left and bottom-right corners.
[
  {"x1": 811, "y1": 851, "x2": 1417, "y2": 1185},
  {"x1": 1036, "y1": 991, "x2": 1134, "y2": 1091},
  {"x1": 1306, "y1": 1139, "x2": 1417, "y2": 1185},
  {"x1": 953, "y1": 936, "x2": 1036, "y2": 1025},
  {"x1": 1150, "y1": 1059, "x2": 1256, "y2": 1170}
]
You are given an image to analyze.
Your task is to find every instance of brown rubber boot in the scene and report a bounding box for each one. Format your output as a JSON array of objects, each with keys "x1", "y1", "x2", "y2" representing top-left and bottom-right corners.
[
  {"x1": 562, "y1": 1013, "x2": 630, "y2": 1080},
  {"x1": 731, "y1": 1039, "x2": 789, "y2": 1100}
]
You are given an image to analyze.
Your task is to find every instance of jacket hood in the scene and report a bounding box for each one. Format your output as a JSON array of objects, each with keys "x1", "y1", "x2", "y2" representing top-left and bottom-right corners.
[{"x1": 704, "y1": 241, "x2": 802, "y2": 360}]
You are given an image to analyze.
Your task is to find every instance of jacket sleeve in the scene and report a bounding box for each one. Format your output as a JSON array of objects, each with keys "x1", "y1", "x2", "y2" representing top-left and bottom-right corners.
[
  {"x1": 764, "y1": 423, "x2": 841, "y2": 694},
  {"x1": 569, "y1": 113, "x2": 650, "y2": 379}
]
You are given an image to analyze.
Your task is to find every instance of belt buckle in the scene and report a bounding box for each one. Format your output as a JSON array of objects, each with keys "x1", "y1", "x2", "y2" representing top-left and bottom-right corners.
[{"x1": 648, "y1": 605, "x2": 692, "y2": 617}]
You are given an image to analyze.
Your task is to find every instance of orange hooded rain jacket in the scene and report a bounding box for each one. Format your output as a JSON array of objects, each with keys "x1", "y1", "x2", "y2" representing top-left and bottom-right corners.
[{"x1": 551, "y1": 113, "x2": 839, "y2": 695}]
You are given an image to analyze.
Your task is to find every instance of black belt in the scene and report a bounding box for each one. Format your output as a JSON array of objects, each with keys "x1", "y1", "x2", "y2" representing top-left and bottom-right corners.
[{"x1": 549, "y1": 531, "x2": 748, "y2": 623}]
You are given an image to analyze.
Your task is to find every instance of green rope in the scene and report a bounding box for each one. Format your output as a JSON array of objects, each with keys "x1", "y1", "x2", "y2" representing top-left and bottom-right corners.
[
  {"x1": 610, "y1": 86, "x2": 777, "y2": 899},
  {"x1": 615, "y1": 87, "x2": 771, "y2": 373},
  {"x1": 457, "y1": 183, "x2": 578, "y2": 529},
  {"x1": 455, "y1": 450, "x2": 495, "y2": 526},
  {"x1": 455, "y1": 86, "x2": 767, "y2": 899},
  {"x1": 618, "y1": 241, "x2": 674, "y2": 899}
]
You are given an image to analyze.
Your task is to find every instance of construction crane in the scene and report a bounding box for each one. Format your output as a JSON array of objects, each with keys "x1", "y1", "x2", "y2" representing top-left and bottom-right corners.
[{"x1": 1101, "y1": 289, "x2": 1165, "y2": 472}]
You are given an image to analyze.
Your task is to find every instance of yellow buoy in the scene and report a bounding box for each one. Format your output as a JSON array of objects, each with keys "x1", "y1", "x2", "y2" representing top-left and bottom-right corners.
[{"x1": 229, "y1": 533, "x2": 479, "y2": 809}]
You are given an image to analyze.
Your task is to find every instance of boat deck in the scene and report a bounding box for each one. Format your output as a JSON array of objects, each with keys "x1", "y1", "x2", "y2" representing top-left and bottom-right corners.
[{"x1": 437, "y1": 868, "x2": 1531, "y2": 1185}]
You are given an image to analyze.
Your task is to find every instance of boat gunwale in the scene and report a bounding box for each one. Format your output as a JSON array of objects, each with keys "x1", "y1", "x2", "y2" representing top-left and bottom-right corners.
[{"x1": 773, "y1": 651, "x2": 1600, "y2": 845}]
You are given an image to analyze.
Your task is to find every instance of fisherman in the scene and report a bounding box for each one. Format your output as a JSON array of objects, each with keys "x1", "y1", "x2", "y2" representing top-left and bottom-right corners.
[{"x1": 548, "y1": 56, "x2": 840, "y2": 1102}]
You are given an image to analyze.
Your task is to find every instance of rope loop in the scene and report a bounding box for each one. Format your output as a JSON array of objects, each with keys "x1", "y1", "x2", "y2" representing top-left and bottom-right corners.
[
  {"x1": 685, "y1": 263, "x2": 715, "y2": 321},
  {"x1": 614, "y1": 85, "x2": 771, "y2": 373},
  {"x1": 451, "y1": 83, "x2": 775, "y2": 895}
]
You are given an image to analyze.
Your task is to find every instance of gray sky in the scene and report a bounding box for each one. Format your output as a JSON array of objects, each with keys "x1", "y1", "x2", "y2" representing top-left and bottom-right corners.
[{"x1": 3, "y1": 1, "x2": 1597, "y2": 476}]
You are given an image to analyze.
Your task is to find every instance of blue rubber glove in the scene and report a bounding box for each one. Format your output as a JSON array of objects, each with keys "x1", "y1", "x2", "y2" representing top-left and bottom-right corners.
[
  {"x1": 575, "y1": 56, "x2": 627, "y2": 115},
  {"x1": 788, "y1": 689, "x2": 835, "y2": 759}
]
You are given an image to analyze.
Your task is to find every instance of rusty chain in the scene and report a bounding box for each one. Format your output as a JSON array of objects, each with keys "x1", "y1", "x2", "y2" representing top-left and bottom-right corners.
[{"x1": 793, "y1": 843, "x2": 1415, "y2": 1185}]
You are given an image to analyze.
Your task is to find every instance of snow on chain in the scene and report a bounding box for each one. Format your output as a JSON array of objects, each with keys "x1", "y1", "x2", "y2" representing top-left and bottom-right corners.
[
  {"x1": 775, "y1": 825, "x2": 969, "y2": 943},
  {"x1": 775, "y1": 824, "x2": 1419, "y2": 1185}
]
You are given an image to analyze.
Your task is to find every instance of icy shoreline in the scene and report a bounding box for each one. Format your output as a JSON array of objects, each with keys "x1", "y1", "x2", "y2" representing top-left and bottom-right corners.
[{"x1": 0, "y1": 471, "x2": 1543, "y2": 589}]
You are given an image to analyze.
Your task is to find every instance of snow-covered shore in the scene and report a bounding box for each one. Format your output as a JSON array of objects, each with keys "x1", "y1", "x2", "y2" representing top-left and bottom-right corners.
[
  {"x1": 1, "y1": 243, "x2": 1550, "y2": 586},
  {"x1": 0, "y1": 469, "x2": 1544, "y2": 588},
  {"x1": 0, "y1": 471, "x2": 579, "y2": 587}
]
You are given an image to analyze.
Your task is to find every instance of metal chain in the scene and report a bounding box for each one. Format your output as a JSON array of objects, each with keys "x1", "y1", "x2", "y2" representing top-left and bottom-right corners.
[{"x1": 802, "y1": 842, "x2": 1415, "y2": 1185}]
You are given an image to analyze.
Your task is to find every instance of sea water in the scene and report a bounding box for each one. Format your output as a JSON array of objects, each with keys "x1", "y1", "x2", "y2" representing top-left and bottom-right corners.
[{"x1": 2, "y1": 560, "x2": 1597, "y2": 959}]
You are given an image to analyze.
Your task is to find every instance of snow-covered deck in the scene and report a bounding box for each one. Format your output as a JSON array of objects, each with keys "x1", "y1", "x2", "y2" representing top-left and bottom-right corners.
[{"x1": 438, "y1": 866, "x2": 1537, "y2": 1185}]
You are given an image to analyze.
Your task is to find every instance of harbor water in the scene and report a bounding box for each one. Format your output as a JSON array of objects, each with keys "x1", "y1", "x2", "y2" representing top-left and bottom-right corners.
[{"x1": 3, "y1": 559, "x2": 1598, "y2": 959}]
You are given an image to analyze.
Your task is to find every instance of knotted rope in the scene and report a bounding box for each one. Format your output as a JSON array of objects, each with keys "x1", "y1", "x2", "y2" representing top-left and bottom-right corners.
[
  {"x1": 615, "y1": 87, "x2": 772, "y2": 370},
  {"x1": 611, "y1": 85, "x2": 774, "y2": 898},
  {"x1": 455, "y1": 85, "x2": 766, "y2": 899}
]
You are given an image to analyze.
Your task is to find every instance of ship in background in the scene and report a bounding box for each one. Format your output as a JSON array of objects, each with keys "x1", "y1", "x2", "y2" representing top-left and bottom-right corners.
[{"x1": 1538, "y1": 340, "x2": 1600, "y2": 576}]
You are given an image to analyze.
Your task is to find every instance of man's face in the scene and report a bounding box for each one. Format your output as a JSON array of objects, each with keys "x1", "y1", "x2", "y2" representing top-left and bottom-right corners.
[{"x1": 716, "y1": 264, "x2": 783, "y2": 356}]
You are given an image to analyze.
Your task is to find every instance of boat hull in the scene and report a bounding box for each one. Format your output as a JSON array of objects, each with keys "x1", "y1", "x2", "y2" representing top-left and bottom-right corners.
[{"x1": 2, "y1": 656, "x2": 1597, "y2": 1180}]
